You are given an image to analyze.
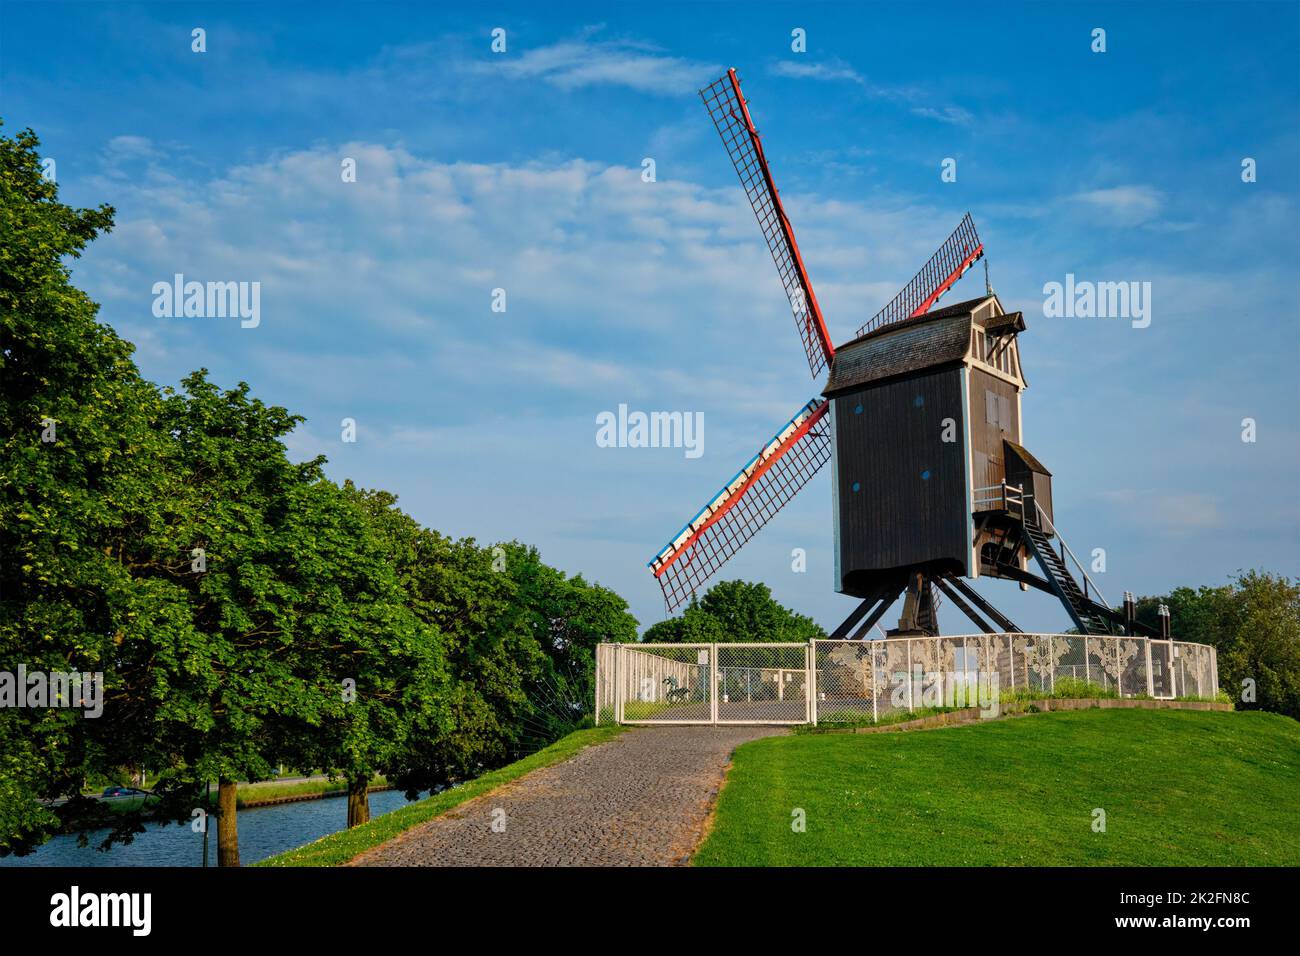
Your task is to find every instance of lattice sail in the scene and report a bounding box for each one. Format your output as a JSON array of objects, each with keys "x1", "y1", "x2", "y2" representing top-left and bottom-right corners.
[
  {"x1": 700, "y1": 70, "x2": 834, "y2": 378},
  {"x1": 648, "y1": 399, "x2": 831, "y2": 613},
  {"x1": 856, "y1": 213, "x2": 984, "y2": 338}
]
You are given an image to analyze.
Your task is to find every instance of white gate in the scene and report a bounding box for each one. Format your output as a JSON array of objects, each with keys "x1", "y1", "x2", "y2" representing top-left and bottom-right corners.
[
  {"x1": 595, "y1": 642, "x2": 809, "y2": 725},
  {"x1": 716, "y1": 643, "x2": 811, "y2": 725}
]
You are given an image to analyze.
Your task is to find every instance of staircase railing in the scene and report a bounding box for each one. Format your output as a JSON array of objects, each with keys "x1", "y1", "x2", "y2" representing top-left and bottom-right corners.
[
  {"x1": 1031, "y1": 501, "x2": 1110, "y2": 610},
  {"x1": 973, "y1": 481, "x2": 1026, "y2": 521}
]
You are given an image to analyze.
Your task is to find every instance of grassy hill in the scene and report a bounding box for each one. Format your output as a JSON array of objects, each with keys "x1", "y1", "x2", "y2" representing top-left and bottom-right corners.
[{"x1": 693, "y1": 709, "x2": 1300, "y2": 866}]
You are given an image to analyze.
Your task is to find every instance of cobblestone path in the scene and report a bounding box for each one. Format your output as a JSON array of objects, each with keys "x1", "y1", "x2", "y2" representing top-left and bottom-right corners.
[{"x1": 350, "y1": 726, "x2": 785, "y2": 866}]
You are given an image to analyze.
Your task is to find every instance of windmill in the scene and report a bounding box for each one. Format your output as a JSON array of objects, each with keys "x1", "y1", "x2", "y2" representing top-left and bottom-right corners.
[{"x1": 647, "y1": 69, "x2": 1159, "y2": 641}]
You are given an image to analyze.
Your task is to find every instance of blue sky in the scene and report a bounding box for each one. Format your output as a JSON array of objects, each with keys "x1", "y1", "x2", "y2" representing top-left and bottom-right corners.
[{"x1": 4, "y1": 0, "x2": 1298, "y2": 634}]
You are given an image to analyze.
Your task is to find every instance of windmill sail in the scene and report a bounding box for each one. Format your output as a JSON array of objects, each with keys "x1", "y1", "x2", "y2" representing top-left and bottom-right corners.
[
  {"x1": 856, "y1": 213, "x2": 984, "y2": 338},
  {"x1": 700, "y1": 70, "x2": 834, "y2": 378},
  {"x1": 648, "y1": 398, "x2": 831, "y2": 612}
]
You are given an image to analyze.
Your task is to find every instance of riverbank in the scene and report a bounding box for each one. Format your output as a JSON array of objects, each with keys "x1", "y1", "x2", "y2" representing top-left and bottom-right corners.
[
  {"x1": 0, "y1": 788, "x2": 425, "y2": 867},
  {"x1": 88, "y1": 775, "x2": 395, "y2": 814},
  {"x1": 229, "y1": 777, "x2": 394, "y2": 809}
]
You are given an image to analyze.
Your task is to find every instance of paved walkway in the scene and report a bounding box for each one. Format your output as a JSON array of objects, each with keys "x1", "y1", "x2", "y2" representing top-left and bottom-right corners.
[{"x1": 351, "y1": 726, "x2": 786, "y2": 867}]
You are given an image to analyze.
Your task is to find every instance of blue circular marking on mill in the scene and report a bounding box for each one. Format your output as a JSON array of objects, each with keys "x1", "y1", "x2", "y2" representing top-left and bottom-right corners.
[
  {"x1": 852, "y1": 482, "x2": 861, "y2": 492},
  {"x1": 913, "y1": 395, "x2": 925, "y2": 407},
  {"x1": 854, "y1": 404, "x2": 863, "y2": 414},
  {"x1": 921, "y1": 469, "x2": 932, "y2": 481}
]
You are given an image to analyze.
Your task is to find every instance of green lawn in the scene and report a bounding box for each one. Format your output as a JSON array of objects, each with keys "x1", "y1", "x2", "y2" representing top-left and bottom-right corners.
[
  {"x1": 693, "y1": 709, "x2": 1300, "y2": 866},
  {"x1": 258, "y1": 724, "x2": 625, "y2": 866}
]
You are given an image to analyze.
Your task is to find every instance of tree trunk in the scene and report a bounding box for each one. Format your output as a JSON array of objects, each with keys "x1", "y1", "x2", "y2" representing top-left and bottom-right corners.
[
  {"x1": 347, "y1": 776, "x2": 370, "y2": 828},
  {"x1": 216, "y1": 778, "x2": 240, "y2": 867}
]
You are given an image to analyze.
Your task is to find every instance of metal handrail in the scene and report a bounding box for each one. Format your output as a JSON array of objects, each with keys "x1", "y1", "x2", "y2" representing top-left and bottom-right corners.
[{"x1": 1032, "y1": 501, "x2": 1110, "y2": 609}]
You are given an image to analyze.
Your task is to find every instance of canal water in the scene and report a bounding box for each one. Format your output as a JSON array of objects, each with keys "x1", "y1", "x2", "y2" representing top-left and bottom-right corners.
[{"x1": 0, "y1": 788, "x2": 425, "y2": 867}]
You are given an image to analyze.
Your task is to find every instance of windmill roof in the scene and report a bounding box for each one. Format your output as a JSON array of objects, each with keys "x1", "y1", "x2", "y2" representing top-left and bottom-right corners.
[
  {"x1": 986, "y1": 310, "x2": 1026, "y2": 335},
  {"x1": 1004, "y1": 439, "x2": 1052, "y2": 475},
  {"x1": 823, "y1": 297, "x2": 994, "y2": 395}
]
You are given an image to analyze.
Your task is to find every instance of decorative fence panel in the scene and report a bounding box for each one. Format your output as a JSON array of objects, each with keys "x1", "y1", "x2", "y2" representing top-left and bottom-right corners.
[
  {"x1": 1149, "y1": 640, "x2": 1175, "y2": 699},
  {"x1": 1175, "y1": 641, "x2": 1217, "y2": 699},
  {"x1": 596, "y1": 635, "x2": 1219, "y2": 726}
]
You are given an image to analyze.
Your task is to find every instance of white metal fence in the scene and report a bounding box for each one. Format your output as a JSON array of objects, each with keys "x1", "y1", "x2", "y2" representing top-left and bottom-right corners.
[
  {"x1": 596, "y1": 642, "x2": 812, "y2": 725},
  {"x1": 595, "y1": 634, "x2": 1219, "y2": 726}
]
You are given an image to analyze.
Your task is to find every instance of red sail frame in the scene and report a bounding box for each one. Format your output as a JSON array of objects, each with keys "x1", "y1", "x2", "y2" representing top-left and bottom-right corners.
[
  {"x1": 700, "y1": 70, "x2": 835, "y2": 378},
  {"x1": 649, "y1": 399, "x2": 831, "y2": 612},
  {"x1": 856, "y1": 213, "x2": 984, "y2": 338}
]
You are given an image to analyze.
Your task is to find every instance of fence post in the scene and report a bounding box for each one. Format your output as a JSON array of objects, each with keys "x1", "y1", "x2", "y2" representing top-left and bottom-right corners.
[
  {"x1": 962, "y1": 636, "x2": 968, "y2": 707},
  {"x1": 1084, "y1": 637, "x2": 1091, "y2": 686},
  {"x1": 595, "y1": 645, "x2": 602, "y2": 725},
  {"x1": 1048, "y1": 635, "x2": 1055, "y2": 693},
  {"x1": 709, "y1": 643, "x2": 718, "y2": 725},
  {"x1": 935, "y1": 637, "x2": 944, "y2": 706},
  {"x1": 1211, "y1": 646, "x2": 1219, "y2": 698},
  {"x1": 808, "y1": 642, "x2": 817, "y2": 726},
  {"x1": 1144, "y1": 639, "x2": 1154, "y2": 698},
  {"x1": 615, "y1": 643, "x2": 624, "y2": 724},
  {"x1": 1007, "y1": 634, "x2": 1014, "y2": 690},
  {"x1": 906, "y1": 639, "x2": 914, "y2": 713},
  {"x1": 871, "y1": 642, "x2": 879, "y2": 723}
]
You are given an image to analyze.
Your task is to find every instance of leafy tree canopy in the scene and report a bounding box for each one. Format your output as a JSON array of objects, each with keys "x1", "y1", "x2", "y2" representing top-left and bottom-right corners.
[
  {"x1": 643, "y1": 580, "x2": 824, "y2": 644},
  {"x1": 1136, "y1": 570, "x2": 1300, "y2": 720}
]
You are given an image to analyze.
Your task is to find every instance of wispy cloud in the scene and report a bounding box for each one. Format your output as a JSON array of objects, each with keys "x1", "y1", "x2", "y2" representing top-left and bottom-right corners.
[
  {"x1": 484, "y1": 36, "x2": 720, "y2": 95},
  {"x1": 1070, "y1": 185, "x2": 1165, "y2": 226},
  {"x1": 911, "y1": 104, "x2": 975, "y2": 126},
  {"x1": 770, "y1": 58, "x2": 973, "y2": 126},
  {"x1": 770, "y1": 60, "x2": 866, "y2": 85}
]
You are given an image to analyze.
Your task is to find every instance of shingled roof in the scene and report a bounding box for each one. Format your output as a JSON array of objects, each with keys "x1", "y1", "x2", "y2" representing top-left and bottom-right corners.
[
  {"x1": 823, "y1": 295, "x2": 995, "y2": 396},
  {"x1": 1004, "y1": 440, "x2": 1052, "y2": 475},
  {"x1": 986, "y1": 310, "x2": 1026, "y2": 336}
]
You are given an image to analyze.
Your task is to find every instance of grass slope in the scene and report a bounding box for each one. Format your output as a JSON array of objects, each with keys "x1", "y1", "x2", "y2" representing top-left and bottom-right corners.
[
  {"x1": 693, "y1": 709, "x2": 1300, "y2": 866},
  {"x1": 259, "y1": 725, "x2": 625, "y2": 866}
]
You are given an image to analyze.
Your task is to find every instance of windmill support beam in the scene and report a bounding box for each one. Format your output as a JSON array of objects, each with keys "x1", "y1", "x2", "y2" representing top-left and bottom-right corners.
[
  {"x1": 933, "y1": 577, "x2": 997, "y2": 633},
  {"x1": 829, "y1": 598, "x2": 874, "y2": 640},
  {"x1": 988, "y1": 561, "x2": 1057, "y2": 596},
  {"x1": 850, "y1": 588, "x2": 903, "y2": 640},
  {"x1": 893, "y1": 571, "x2": 940, "y2": 635},
  {"x1": 942, "y1": 575, "x2": 1023, "y2": 633}
]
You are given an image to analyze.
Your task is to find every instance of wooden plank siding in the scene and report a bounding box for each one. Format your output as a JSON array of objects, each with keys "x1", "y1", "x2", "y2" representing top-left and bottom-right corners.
[
  {"x1": 832, "y1": 365, "x2": 969, "y2": 596},
  {"x1": 968, "y1": 367, "x2": 1022, "y2": 491},
  {"x1": 968, "y1": 368, "x2": 1028, "y2": 574}
]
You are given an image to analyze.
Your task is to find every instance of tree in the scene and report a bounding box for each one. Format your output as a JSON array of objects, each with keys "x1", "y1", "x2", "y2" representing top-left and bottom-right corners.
[
  {"x1": 0, "y1": 123, "x2": 183, "y2": 854},
  {"x1": 1136, "y1": 570, "x2": 1300, "y2": 719},
  {"x1": 496, "y1": 542, "x2": 637, "y2": 748},
  {"x1": 276, "y1": 481, "x2": 449, "y2": 829},
  {"x1": 642, "y1": 597, "x2": 724, "y2": 644},
  {"x1": 644, "y1": 580, "x2": 825, "y2": 644},
  {"x1": 1, "y1": 121, "x2": 647, "y2": 862},
  {"x1": 308, "y1": 493, "x2": 541, "y2": 794},
  {"x1": 142, "y1": 371, "x2": 328, "y2": 865}
]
